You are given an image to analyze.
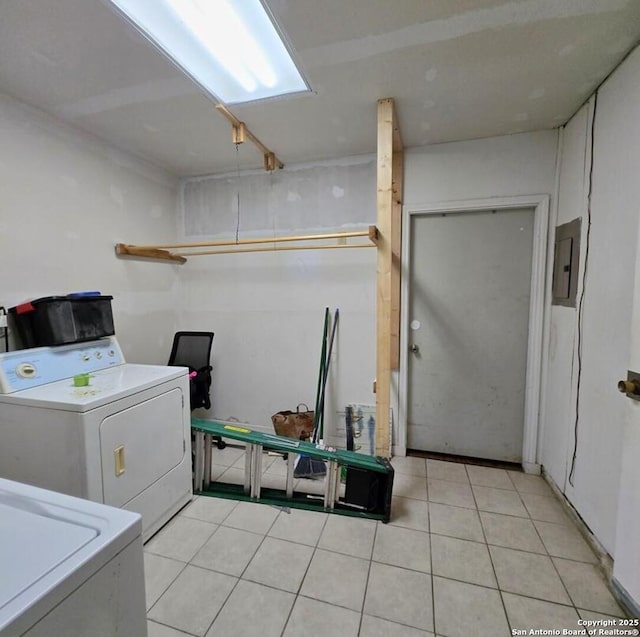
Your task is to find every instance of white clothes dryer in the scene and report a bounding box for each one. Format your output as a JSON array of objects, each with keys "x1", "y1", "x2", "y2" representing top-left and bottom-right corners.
[{"x1": 0, "y1": 337, "x2": 192, "y2": 541}]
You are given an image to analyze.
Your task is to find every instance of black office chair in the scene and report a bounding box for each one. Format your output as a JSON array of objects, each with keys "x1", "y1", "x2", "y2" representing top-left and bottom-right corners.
[{"x1": 168, "y1": 331, "x2": 225, "y2": 449}]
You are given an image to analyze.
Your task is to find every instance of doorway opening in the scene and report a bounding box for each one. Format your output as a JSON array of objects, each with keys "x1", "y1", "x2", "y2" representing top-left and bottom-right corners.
[{"x1": 398, "y1": 196, "x2": 549, "y2": 473}]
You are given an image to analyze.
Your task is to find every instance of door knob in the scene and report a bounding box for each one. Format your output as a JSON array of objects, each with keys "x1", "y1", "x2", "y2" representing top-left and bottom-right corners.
[
  {"x1": 618, "y1": 371, "x2": 640, "y2": 401},
  {"x1": 618, "y1": 380, "x2": 640, "y2": 394},
  {"x1": 410, "y1": 344, "x2": 420, "y2": 354}
]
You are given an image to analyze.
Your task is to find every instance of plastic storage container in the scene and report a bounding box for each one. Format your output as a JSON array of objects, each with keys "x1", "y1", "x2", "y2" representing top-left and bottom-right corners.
[{"x1": 9, "y1": 294, "x2": 114, "y2": 347}]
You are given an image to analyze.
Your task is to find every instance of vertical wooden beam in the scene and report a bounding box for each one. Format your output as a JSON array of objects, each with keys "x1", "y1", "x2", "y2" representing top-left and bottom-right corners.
[
  {"x1": 391, "y1": 141, "x2": 404, "y2": 370},
  {"x1": 376, "y1": 98, "x2": 403, "y2": 457}
]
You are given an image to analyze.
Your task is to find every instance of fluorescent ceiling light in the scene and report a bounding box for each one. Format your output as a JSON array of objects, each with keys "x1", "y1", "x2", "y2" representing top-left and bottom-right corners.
[{"x1": 105, "y1": 0, "x2": 310, "y2": 104}]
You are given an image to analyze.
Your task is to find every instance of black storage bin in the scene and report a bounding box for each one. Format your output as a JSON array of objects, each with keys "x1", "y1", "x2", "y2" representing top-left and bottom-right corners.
[
  {"x1": 344, "y1": 458, "x2": 394, "y2": 522},
  {"x1": 8, "y1": 305, "x2": 37, "y2": 348},
  {"x1": 9, "y1": 294, "x2": 114, "y2": 347}
]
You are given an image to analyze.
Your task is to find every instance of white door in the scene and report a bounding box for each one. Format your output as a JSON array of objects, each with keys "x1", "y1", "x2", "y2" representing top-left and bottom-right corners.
[
  {"x1": 612, "y1": 220, "x2": 640, "y2": 608},
  {"x1": 407, "y1": 207, "x2": 534, "y2": 462},
  {"x1": 100, "y1": 389, "x2": 185, "y2": 507}
]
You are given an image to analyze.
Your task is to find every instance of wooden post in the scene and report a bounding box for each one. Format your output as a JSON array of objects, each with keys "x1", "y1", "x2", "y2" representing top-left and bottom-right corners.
[
  {"x1": 376, "y1": 98, "x2": 403, "y2": 458},
  {"x1": 391, "y1": 132, "x2": 404, "y2": 370}
]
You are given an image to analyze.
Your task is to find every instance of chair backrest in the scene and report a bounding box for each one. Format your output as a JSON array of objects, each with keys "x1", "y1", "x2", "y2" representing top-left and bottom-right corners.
[
  {"x1": 168, "y1": 331, "x2": 214, "y2": 370},
  {"x1": 168, "y1": 331, "x2": 215, "y2": 411}
]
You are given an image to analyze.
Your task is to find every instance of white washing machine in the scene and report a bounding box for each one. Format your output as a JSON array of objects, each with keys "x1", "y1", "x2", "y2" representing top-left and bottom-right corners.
[
  {"x1": 0, "y1": 477, "x2": 147, "y2": 637},
  {"x1": 0, "y1": 336, "x2": 192, "y2": 541}
]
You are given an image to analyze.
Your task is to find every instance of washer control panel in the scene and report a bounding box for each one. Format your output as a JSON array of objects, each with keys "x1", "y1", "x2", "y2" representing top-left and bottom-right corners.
[{"x1": 0, "y1": 337, "x2": 125, "y2": 393}]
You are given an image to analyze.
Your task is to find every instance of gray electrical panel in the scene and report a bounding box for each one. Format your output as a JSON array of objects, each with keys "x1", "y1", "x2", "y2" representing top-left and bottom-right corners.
[{"x1": 552, "y1": 218, "x2": 581, "y2": 307}]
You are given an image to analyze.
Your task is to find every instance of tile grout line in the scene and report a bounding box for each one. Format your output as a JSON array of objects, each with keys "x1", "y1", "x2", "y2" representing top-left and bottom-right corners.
[
  {"x1": 417, "y1": 492, "x2": 574, "y2": 525},
  {"x1": 189, "y1": 461, "x2": 288, "y2": 636},
  {"x1": 483, "y1": 468, "x2": 615, "y2": 618},
  {"x1": 426, "y1": 459, "x2": 437, "y2": 637},
  {"x1": 145, "y1": 500, "x2": 223, "y2": 617},
  {"x1": 147, "y1": 618, "x2": 198, "y2": 636},
  {"x1": 197, "y1": 505, "x2": 281, "y2": 636},
  {"x1": 200, "y1": 511, "x2": 457, "y2": 580},
  {"x1": 466, "y1": 463, "x2": 513, "y2": 636},
  {"x1": 356, "y1": 517, "x2": 379, "y2": 636},
  {"x1": 225, "y1": 470, "x2": 316, "y2": 636},
  {"x1": 278, "y1": 508, "x2": 331, "y2": 637},
  {"x1": 150, "y1": 459, "x2": 620, "y2": 633},
  {"x1": 510, "y1": 467, "x2": 586, "y2": 621},
  {"x1": 144, "y1": 554, "x2": 190, "y2": 616},
  {"x1": 514, "y1": 473, "x2": 584, "y2": 616}
]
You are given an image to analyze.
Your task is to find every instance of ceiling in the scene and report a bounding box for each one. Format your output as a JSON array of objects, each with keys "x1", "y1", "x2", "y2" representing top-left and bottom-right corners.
[{"x1": 1, "y1": 0, "x2": 639, "y2": 177}]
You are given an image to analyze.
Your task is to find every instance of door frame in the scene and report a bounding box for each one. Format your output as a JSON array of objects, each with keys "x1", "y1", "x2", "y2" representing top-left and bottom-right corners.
[{"x1": 398, "y1": 195, "x2": 549, "y2": 473}]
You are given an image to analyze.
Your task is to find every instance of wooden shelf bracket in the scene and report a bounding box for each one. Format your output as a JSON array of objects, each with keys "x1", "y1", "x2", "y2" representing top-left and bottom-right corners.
[
  {"x1": 231, "y1": 122, "x2": 246, "y2": 144},
  {"x1": 115, "y1": 244, "x2": 187, "y2": 264},
  {"x1": 215, "y1": 103, "x2": 284, "y2": 171}
]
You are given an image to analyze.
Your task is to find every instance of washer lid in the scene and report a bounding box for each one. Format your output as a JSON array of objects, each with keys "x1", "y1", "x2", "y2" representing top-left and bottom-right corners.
[
  {"x1": 0, "y1": 478, "x2": 141, "y2": 633},
  {"x1": 0, "y1": 502, "x2": 97, "y2": 609}
]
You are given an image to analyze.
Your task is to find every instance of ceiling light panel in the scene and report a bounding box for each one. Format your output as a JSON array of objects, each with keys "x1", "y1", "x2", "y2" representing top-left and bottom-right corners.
[{"x1": 104, "y1": 0, "x2": 310, "y2": 104}]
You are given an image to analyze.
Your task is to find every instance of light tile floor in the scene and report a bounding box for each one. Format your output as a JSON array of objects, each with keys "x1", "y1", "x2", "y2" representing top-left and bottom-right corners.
[{"x1": 145, "y1": 448, "x2": 630, "y2": 637}]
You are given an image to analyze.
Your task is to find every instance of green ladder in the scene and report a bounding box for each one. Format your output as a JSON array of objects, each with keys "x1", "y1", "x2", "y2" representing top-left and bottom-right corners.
[{"x1": 191, "y1": 418, "x2": 394, "y2": 522}]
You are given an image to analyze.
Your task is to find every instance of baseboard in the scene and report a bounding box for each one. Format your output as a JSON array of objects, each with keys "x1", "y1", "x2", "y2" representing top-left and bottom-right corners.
[
  {"x1": 522, "y1": 461, "x2": 541, "y2": 475},
  {"x1": 541, "y1": 467, "x2": 640, "y2": 617},
  {"x1": 541, "y1": 467, "x2": 613, "y2": 577},
  {"x1": 611, "y1": 578, "x2": 640, "y2": 619}
]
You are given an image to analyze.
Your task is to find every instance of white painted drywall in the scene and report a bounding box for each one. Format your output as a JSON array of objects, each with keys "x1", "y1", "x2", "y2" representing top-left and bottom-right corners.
[
  {"x1": 178, "y1": 158, "x2": 377, "y2": 433},
  {"x1": 182, "y1": 156, "x2": 376, "y2": 237},
  {"x1": 541, "y1": 46, "x2": 640, "y2": 556},
  {"x1": 402, "y1": 132, "x2": 558, "y2": 455},
  {"x1": 178, "y1": 249, "x2": 376, "y2": 434},
  {"x1": 404, "y1": 131, "x2": 558, "y2": 206},
  {"x1": 539, "y1": 105, "x2": 592, "y2": 493},
  {"x1": 178, "y1": 132, "x2": 558, "y2": 441},
  {"x1": 0, "y1": 93, "x2": 180, "y2": 363}
]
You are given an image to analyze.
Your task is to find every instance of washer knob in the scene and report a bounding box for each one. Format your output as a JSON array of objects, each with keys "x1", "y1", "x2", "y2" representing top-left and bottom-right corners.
[{"x1": 16, "y1": 363, "x2": 36, "y2": 378}]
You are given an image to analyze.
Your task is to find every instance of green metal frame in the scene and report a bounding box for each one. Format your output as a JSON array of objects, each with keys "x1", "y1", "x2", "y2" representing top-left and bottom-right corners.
[{"x1": 191, "y1": 418, "x2": 394, "y2": 522}]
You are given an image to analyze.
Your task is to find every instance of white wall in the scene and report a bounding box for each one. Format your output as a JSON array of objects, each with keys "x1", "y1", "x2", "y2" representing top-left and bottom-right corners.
[
  {"x1": 401, "y1": 132, "x2": 558, "y2": 455},
  {"x1": 404, "y1": 131, "x2": 558, "y2": 206},
  {"x1": 0, "y1": 93, "x2": 181, "y2": 363},
  {"x1": 539, "y1": 105, "x2": 591, "y2": 490},
  {"x1": 540, "y1": 46, "x2": 640, "y2": 555},
  {"x1": 178, "y1": 132, "x2": 558, "y2": 440},
  {"x1": 178, "y1": 157, "x2": 377, "y2": 433}
]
